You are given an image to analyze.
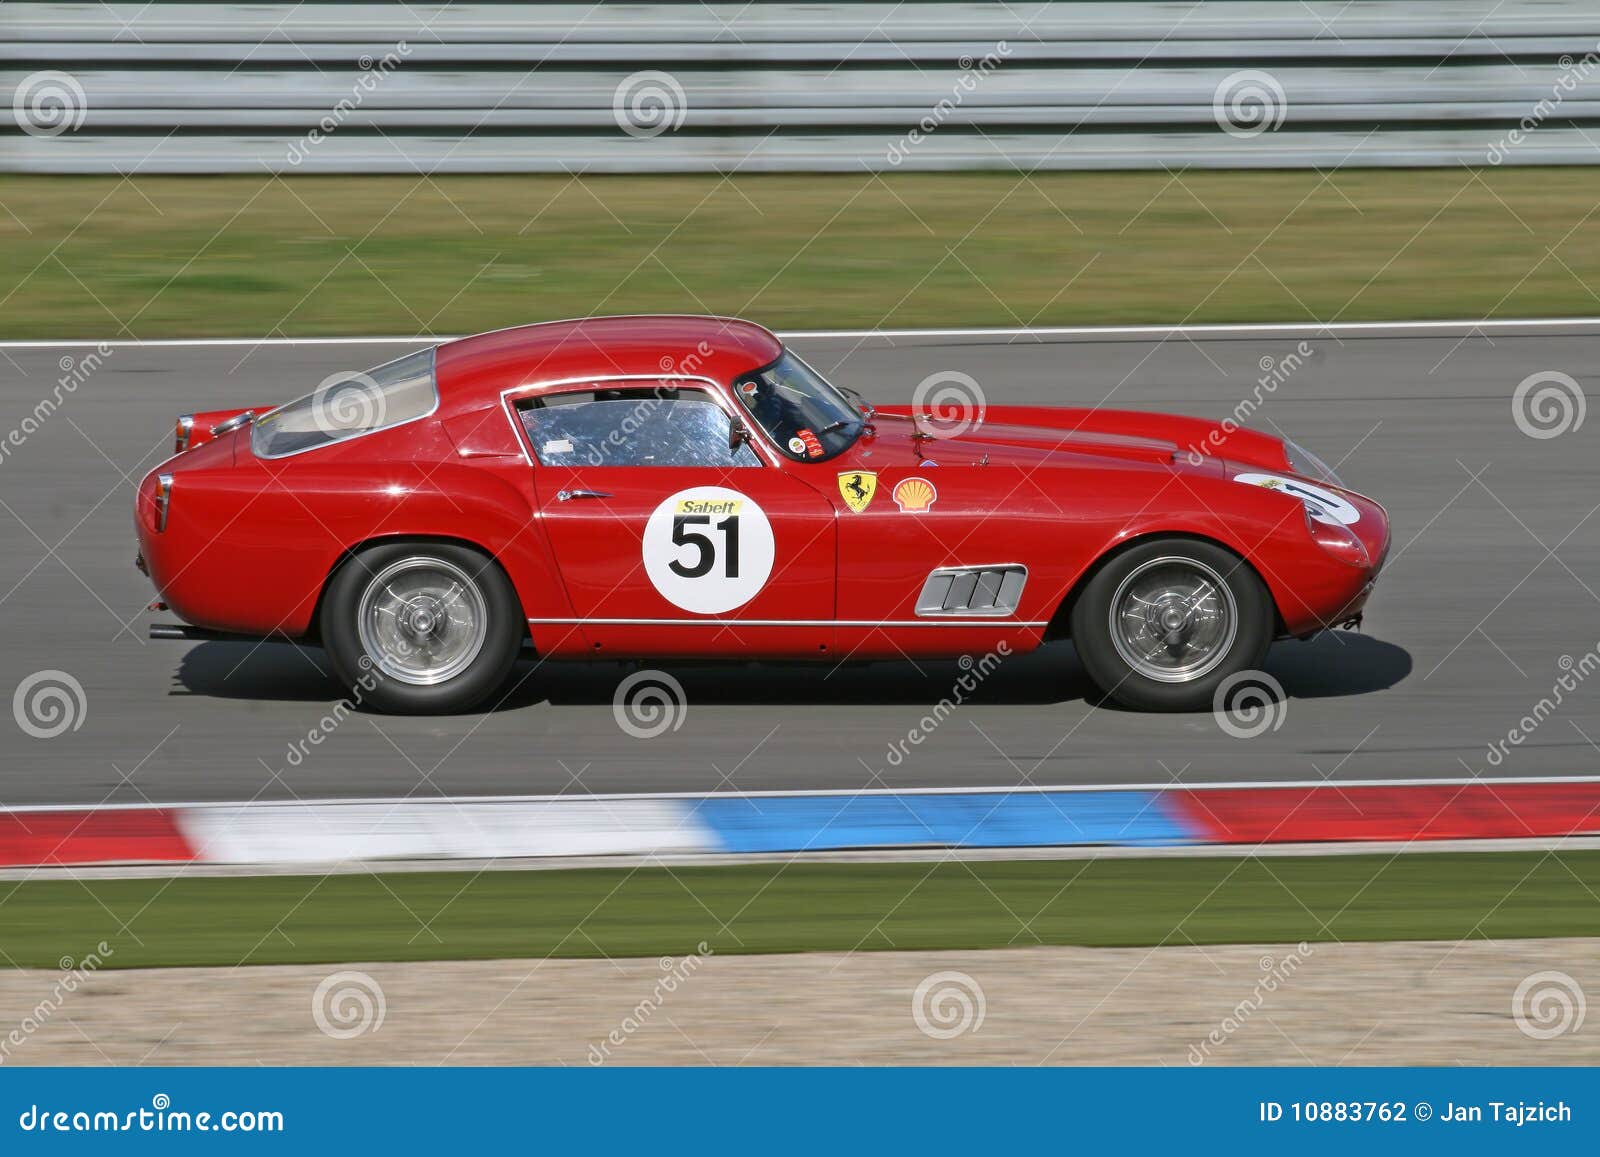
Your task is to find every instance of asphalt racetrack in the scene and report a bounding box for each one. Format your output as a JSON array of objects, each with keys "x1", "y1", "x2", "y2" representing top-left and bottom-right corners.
[{"x1": 2, "y1": 322, "x2": 1598, "y2": 805}]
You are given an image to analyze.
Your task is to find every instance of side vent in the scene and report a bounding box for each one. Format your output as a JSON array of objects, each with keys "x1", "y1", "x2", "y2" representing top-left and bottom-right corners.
[{"x1": 915, "y1": 564, "x2": 1027, "y2": 617}]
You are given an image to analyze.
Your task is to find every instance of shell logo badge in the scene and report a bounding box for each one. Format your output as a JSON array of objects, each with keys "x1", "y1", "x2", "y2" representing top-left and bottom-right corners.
[
  {"x1": 838, "y1": 470, "x2": 878, "y2": 513},
  {"x1": 892, "y1": 476, "x2": 937, "y2": 513}
]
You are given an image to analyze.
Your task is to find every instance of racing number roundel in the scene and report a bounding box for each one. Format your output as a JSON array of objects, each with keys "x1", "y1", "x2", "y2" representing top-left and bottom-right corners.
[
  {"x1": 642, "y1": 486, "x2": 775, "y2": 614},
  {"x1": 1233, "y1": 472, "x2": 1360, "y2": 527}
]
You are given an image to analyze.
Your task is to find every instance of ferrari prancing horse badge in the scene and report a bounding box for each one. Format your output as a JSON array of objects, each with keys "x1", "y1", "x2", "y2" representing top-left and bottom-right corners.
[{"x1": 838, "y1": 470, "x2": 878, "y2": 514}]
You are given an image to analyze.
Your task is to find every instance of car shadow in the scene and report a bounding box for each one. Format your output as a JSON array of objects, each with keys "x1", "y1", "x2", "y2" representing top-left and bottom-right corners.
[
  {"x1": 172, "y1": 631, "x2": 1411, "y2": 711},
  {"x1": 1265, "y1": 630, "x2": 1412, "y2": 700},
  {"x1": 172, "y1": 640, "x2": 345, "y2": 702}
]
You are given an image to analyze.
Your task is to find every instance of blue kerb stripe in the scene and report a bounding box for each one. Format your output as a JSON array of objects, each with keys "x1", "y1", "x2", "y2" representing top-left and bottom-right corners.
[{"x1": 689, "y1": 791, "x2": 1197, "y2": 854}]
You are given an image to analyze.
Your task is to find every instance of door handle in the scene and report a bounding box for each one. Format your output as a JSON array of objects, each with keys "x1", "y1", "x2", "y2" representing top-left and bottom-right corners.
[{"x1": 555, "y1": 489, "x2": 613, "y2": 502}]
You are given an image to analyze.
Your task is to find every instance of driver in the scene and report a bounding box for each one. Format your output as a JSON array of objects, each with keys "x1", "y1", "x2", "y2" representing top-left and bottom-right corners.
[{"x1": 739, "y1": 376, "x2": 806, "y2": 444}]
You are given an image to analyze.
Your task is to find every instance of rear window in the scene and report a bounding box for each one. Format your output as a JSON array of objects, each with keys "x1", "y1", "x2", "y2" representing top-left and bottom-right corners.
[{"x1": 251, "y1": 348, "x2": 437, "y2": 458}]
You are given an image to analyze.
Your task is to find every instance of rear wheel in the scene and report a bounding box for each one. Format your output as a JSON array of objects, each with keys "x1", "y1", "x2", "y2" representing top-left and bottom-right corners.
[
  {"x1": 1069, "y1": 538, "x2": 1273, "y2": 711},
  {"x1": 322, "y1": 542, "x2": 522, "y2": 714}
]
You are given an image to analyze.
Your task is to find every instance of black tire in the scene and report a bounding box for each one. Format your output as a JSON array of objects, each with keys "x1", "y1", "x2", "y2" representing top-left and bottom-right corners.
[
  {"x1": 1069, "y1": 537, "x2": 1273, "y2": 712},
  {"x1": 321, "y1": 541, "x2": 523, "y2": 714}
]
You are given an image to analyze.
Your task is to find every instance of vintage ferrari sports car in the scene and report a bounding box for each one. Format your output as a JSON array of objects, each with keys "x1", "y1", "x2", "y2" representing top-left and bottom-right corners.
[{"x1": 136, "y1": 316, "x2": 1388, "y2": 714}]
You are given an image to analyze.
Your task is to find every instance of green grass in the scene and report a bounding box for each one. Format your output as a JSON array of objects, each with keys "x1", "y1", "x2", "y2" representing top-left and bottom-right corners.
[
  {"x1": 4, "y1": 852, "x2": 1598, "y2": 969},
  {"x1": 3, "y1": 169, "x2": 1599, "y2": 338}
]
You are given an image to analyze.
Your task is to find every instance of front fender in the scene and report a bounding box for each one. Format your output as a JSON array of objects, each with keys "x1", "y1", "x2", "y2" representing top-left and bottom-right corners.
[{"x1": 1037, "y1": 468, "x2": 1380, "y2": 639}]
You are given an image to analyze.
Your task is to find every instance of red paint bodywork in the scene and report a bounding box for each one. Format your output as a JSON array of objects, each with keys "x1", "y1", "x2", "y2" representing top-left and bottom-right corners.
[{"x1": 135, "y1": 316, "x2": 1389, "y2": 660}]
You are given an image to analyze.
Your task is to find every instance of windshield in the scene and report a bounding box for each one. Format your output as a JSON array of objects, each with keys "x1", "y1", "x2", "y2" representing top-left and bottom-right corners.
[
  {"x1": 732, "y1": 352, "x2": 862, "y2": 462},
  {"x1": 251, "y1": 348, "x2": 437, "y2": 459}
]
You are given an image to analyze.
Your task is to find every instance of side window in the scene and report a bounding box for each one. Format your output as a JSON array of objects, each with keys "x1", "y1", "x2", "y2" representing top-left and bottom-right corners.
[
  {"x1": 253, "y1": 347, "x2": 437, "y2": 459},
  {"x1": 519, "y1": 386, "x2": 760, "y2": 468}
]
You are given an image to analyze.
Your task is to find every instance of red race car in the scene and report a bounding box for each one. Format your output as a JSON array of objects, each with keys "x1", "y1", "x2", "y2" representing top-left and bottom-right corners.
[{"x1": 136, "y1": 316, "x2": 1388, "y2": 713}]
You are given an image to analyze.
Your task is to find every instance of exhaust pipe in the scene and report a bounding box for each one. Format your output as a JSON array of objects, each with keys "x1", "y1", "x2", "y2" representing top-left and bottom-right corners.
[{"x1": 149, "y1": 622, "x2": 270, "y2": 643}]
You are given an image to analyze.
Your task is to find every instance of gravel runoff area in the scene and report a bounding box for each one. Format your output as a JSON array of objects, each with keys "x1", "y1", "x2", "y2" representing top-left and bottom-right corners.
[{"x1": 1, "y1": 939, "x2": 1595, "y2": 1066}]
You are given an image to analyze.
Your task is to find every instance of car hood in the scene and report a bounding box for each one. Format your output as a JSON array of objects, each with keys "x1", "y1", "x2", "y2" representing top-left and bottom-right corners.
[{"x1": 863, "y1": 404, "x2": 1292, "y2": 473}]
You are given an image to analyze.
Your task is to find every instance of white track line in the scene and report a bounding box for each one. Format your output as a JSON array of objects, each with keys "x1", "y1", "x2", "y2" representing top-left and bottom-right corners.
[
  {"x1": 789, "y1": 318, "x2": 1600, "y2": 339},
  {"x1": 7, "y1": 834, "x2": 1600, "y2": 882},
  {"x1": 0, "y1": 336, "x2": 434, "y2": 348},
  {"x1": 7, "y1": 317, "x2": 1600, "y2": 348},
  {"x1": 6, "y1": 775, "x2": 1600, "y2": 814}
]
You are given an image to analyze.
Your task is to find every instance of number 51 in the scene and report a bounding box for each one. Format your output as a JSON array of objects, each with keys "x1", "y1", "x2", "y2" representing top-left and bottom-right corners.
[{"x1": 668, "y1": 514, "x2": 741, "y2": 579}]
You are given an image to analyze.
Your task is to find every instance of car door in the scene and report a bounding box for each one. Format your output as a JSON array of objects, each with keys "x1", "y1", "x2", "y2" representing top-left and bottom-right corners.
[
  {"x1": 825, "y1": 462, "x2": 1061, "y2": 657},
  {"x1": 518, "y1": 381, "x2": 838, "y2": 658}
]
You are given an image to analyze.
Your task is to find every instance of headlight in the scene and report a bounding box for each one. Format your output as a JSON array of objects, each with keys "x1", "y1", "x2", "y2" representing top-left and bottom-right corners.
[
  {"x1": 1305, "y1": 507, "x2": 1369, "y2": 568},
  {"x1": 139, "y1": 472, "x2": 173, "y2": 533},
  {"x1": 154, "y1": 473, "x2": 174, "y2": 532},
  {"x1": 1284, "y1": 439, "x2": 1344, "y2": 488}
]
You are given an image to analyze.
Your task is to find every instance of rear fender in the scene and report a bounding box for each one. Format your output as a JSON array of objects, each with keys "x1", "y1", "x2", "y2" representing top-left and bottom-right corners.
[
  {"x1": 175, "y1": 406, "x2": 278, "y2": 454},
  {"x1": 300, "y1": 461, "x2": 572, "y2": 639},
  {"x1": 147, "y1": 456, "x2": 570, "y2": 638}
]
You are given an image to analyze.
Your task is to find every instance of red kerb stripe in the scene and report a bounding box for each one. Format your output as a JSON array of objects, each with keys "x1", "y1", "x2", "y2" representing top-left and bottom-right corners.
[
  {"x1": 1171, "y1": 784, "x2": 1600, "y2": 844},
  {"x1": 0, "y1": 810, "x2": 195, "y2": 865}
]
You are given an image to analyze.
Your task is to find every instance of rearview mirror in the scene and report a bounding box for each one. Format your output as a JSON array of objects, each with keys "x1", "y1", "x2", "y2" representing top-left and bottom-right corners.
[{"x1": 728, "y1": 418, "x2": 752, "y2": 453}]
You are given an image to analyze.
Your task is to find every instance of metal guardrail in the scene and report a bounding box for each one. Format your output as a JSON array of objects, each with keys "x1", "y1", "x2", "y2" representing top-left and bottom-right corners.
[{"x1": 3, "y1": 1, "x2": 1599, "y2": 173}]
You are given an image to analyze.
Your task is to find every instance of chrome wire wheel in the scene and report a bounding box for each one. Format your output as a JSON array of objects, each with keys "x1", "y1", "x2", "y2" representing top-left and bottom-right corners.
[
  {"x1": 356, "y1": 556, "x2": 489, "y2": 686},
  {"x1": 1108, "y1": 555, "x2": 1238, "y2": 684}
]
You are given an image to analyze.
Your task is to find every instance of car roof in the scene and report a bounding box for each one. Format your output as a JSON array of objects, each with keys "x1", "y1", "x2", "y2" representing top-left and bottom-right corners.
[{"x1": 432, "y1": 315, "x2": 783, "y2": 411}]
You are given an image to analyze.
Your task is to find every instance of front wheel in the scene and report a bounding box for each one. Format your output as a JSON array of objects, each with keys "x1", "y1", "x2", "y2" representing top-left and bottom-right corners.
[
  {"x1": 1069, "y1": 538, "x2": 1273, "y2": 712},
  {"x1": 322, "y1": 542, "x2": 523, "y2": 714}
]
